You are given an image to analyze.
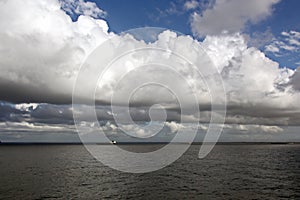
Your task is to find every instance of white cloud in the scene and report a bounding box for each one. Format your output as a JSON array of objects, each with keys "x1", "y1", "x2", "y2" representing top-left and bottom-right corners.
[
  {"x1": 164, "y1": 121, "x2": 184, "y2": 133},
  {"x1": 266, "y1": 30, "x2": 300, "y2": 54},
  {"x1": 224, "y1": 124, "x2": 283, "y2": 134},
  {"x1": 190, "y1": 0, "x2": 280, "y2": 37},
  {"x1": 59, "y1": 0, "x2": 107, "y2": 19},
  {"x1": 0, "y1": 0, "x2": 113, "y2": 103},
  {"x1": 104, "y1": 121, "x2": 118, "y2": 131},
  {"x1": 265, "y1": 44, "x2": 280, "y2": 53},
  {"x1": 15, "y1": 103, "x2": 39, "y2": 112},
  {"x1": 0, "y1": 121, "x2": 74, "y2": 132},
  {"x1": 184, "y1": 0, "x2": 199, "y2": 11},
  {"x1": 200, "y1": 33, "x2": 300, "y2": 125}
]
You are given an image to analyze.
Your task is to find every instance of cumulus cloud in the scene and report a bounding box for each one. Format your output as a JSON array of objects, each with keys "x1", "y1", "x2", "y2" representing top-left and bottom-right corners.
[
  {"x1": 190, "y1": 0, "x2": 280, "y2": 37},
  {"x1": 1, "y1": 0, "x2": 300, "y2": 129},
  {"x1": 200, "y1": 33, "x2": 300, "y2": 126},
  {"x1": 202, "y1": 33, "x2": 295, "y2": 102},
  {"x1": 164, "y1": 121, "x2": 184, "y2": 133},
  {"x1": 0, "y1": 0, "x2": 112, "y2": 104}
]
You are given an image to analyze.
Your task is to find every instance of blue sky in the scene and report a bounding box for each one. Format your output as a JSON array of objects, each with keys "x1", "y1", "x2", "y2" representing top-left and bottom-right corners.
[
  {"x1": 97, "y1": 0, "x2": 193, "y2": 34},
  {"x1": 95, "y1": 0, "x2": 300, "y2": 34},
  {"x1": 63, "y1": 0, "x2": 300, "y2": 68},
  {"x1": 90, "y1": 0, "x2": 300, "y2": 69}
]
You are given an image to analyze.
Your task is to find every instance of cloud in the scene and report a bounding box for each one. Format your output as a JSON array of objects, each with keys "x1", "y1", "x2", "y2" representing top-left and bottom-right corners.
[
  {"x1": 190, "y1": 0, "x2": 280, "y2": 37},
  {"x1": 0, "y1": 101, "x2": 298, "y2": 142},
  {"x1": 201, "y1": 33, "x2": 300, "y2": 125},
  {"x1": 184, "y1": 0, "x2": 199, "y2": 11},
  {"x1": 289, "y1": 68, "x2": 300, "y2": 91},
  {"x1": 265, "y1": 30, "x2": 300, "y2": 66},
  {"x1": 164, "y1": 121, "x2": 184, "y2": 133},
  {"x1": 0, "y1": 0, "x2": 112, "y2": 103},
  {"x1": 223, "y1": 124, "x2": 283, "y2": 134},
  {"x1": 265, "y1": 30, "x2": 300, "y2": 54},
  {"x1": 150, "y1": 1, "x2": 184, "y2": 22},
  {"x1": 246, "y1": 28, "x2": 275, "y2": 49},
  {"x1": 0, "y1": 121, "x2": 74, "y2": 132},
  {"x1": 282, "y1": 31, "x2": 300, "y2": 45},
  {"x1": 1, "y1": 0, "x2": 300, "y2": 128},
  {"x1": 59, "y1": 0, "x2": 107, "y2": 19},
  {"x1": 15, "y1": 103, "x2": 39, "y2": 112},
  {"x1": 265, "y1": 43, "x2": 280, "y2": 53}
]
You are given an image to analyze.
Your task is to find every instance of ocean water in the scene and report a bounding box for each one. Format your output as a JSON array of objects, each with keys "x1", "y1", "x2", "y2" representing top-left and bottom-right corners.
[{"x1": 0, "y1": 144, "x2": 300, "y2": 199}]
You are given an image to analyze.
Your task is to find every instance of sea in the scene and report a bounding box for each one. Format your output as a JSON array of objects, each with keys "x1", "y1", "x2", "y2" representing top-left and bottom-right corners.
[{"x1": 0, "y1": 144, "x2": 300, "y2": 199}]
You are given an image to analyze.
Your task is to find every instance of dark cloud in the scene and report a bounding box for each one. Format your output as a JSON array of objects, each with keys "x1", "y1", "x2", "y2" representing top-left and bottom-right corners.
[
  {"x1": 290, "y1": 67, "x2": 300, "y2": 91},
  {"x1": 0, "y1": 79, "x2": 72, "y2": 104},
  {"x1": 0, "y1": 102, "x2": 24, "y2": 121},
  {"x1": 1, "y1": 101, "x2": 300, "y2": 126}
]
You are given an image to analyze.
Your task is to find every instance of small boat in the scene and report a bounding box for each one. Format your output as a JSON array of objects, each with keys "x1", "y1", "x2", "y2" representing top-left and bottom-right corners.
[{"x1": 111, "y1": 140, "x2": 117, "y2": 144}]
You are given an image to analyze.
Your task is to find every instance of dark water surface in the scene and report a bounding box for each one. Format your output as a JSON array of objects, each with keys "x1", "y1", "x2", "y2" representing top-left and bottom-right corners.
[{"x1": 0, "y1": 144, "x2": 300, "y2": 199}]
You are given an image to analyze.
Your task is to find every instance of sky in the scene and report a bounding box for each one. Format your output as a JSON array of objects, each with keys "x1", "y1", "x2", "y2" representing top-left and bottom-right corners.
[{"x1": 0, "y1": 0, "x2": 300, "y2": 143}]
